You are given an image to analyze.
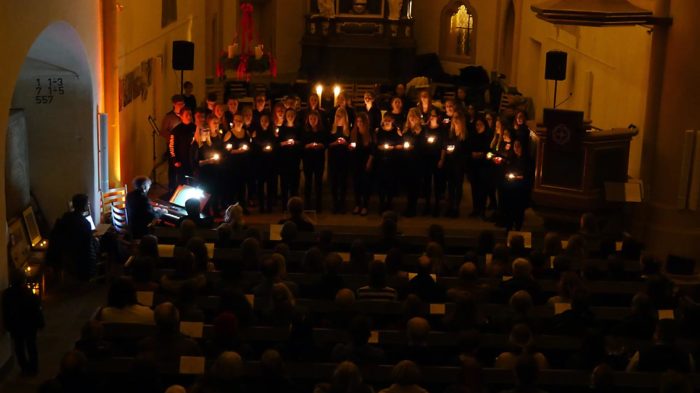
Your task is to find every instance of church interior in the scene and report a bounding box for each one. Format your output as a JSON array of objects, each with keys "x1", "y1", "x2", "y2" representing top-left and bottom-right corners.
[{"x1": 1, "y1": 0, "x2": 700, "y2": 392}]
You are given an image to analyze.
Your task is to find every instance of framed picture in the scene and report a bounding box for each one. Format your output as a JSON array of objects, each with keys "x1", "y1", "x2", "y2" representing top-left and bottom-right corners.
[
  {"x1": 8, "y1": 217, "x2": 30, "y2": 269},
  {"x1": 22, "y1": 206, "x2": 42, "y2": 248}
]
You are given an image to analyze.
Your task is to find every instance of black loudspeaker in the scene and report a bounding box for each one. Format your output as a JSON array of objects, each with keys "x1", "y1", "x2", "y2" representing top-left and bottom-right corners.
[
  {"x1": 172, "y1": 41, "x2": 194, "y2": 70},
  {"x1": 545, "y1": 51, "x2": 567, "y2": 81}
]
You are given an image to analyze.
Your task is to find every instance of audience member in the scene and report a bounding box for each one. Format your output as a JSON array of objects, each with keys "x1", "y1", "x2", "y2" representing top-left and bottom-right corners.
[
  {"x1": 314, "y1": 361, "x2": 373, "y2": 393},
  {"x1": 357, "y1": 260, "x2": 398, "y2": 301},
  {"x1": 406, "y1": 256, "x2": 446, "y2": 302},
  {"x1": 279, "y1": 196, "x2": 315, "y2": 231},
  {"x1": 332, "y1": 315, "x2": 386, "y2": 365},
  {"x1": 495, "y1": 324, "x2": 549, "y2": 370},
  {"x1": 378, "y1": 360, "x2": 429, "y2": 393},
  {"x1": 627, "y1": 319, "x2": 695, "y2": 372},
  {"x1": 95, "y1": 277, "x2": 154, "y2": 324},
  {"x1": 137, "y1": 302, "x2": 202, "y2": 363}
]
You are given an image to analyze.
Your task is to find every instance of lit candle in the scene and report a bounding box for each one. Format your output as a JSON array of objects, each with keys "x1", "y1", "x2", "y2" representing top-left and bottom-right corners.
[
  {"x1": 333, "y1": 85, "x2": 341, "y2": 106},
  {"x1": 403, "y1": 141, "x2": 410, "y2": 149},
  {"x1": 264, "y1": 144, "x2": 272, "y2": 151},
  {"x1": 287, "y1": 138, "x2": 294, "y2": 145},
  {"x1": 507, "y1": 173, "x2": 516, "y2": 180},
  {"x1": 315, "y1": 84, "x2": 324, "y2": 109},
  {"x1": 486, "y1": 152, "x2": 493, "y2": 159},
  {"x1": 350, "y1": 142, "x2": 357, "y2": 148},
  {"x1": 213, "y1": 153, "x2": 220, "y2": 161},
  {"x1": 383, "y1": 143, "x2": 390, "y2": 150},
  {"x1": 447, "y1": 145, "x2": 455, "y2": 152},
  {"x1": 241, "y1": 144, "x2": 249, "y2": 151},
  {"x1": 428, "y1": 136, "x2": 435, "y2": 144},
  {"x1": 226, "y1": 143, "x2": 233, "y2": 150}
]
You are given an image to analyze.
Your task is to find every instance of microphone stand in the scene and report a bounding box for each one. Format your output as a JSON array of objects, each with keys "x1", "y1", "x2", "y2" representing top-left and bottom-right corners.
[{"x1": 147, "y1": 116, "x2": 163, "y2": 186}]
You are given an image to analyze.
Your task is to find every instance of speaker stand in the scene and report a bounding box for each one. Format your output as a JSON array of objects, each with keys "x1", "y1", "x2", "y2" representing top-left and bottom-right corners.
[
  {"x1": 179, "y1": 70, "x2": 184, "y2": 95},
  {"x1": 553, "y1": 80, "x2": 558, "y2": 109}
]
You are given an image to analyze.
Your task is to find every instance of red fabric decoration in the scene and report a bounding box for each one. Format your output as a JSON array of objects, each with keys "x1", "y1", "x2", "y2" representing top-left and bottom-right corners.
[
  {"x1": 237, "y1": 54, "x2": 249, "y2": 80},
  {"x1": 268, "y1": 53, "x2": 277, "y2": 77},
  {"x1": 240, "y1": 3, "x2": 254, "y2": 53}
]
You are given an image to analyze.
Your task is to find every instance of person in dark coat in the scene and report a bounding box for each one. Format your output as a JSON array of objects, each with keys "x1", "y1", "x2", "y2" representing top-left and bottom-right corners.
[
  {"x1": 2, "y1": 270, "x2": 44, "y2": 375},
  {"x1": 126, "y1": 176, "x2": 162, "y2": 239},
  {"x1": 46, "y1": 193, "x2": 97, "y2": 281}
]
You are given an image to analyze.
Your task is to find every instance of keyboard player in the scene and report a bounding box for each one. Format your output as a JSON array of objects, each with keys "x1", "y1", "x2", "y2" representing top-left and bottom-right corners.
[{"x1": 126, "y1": 176, "x2": 166, "y2": 239}]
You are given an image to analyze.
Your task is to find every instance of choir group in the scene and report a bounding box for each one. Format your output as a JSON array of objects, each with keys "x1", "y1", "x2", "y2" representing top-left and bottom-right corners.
[{"x1": 164, "y1": 84, "x2": 533, "y2": 230}]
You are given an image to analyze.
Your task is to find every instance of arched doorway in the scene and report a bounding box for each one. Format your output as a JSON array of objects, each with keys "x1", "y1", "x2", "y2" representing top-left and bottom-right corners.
[
  {"x1": 499, "y1": 0, "x2": 515, "y2": 81},
  {"x1": 6, "y1": 21, "x2": 97, "y2": 230}
]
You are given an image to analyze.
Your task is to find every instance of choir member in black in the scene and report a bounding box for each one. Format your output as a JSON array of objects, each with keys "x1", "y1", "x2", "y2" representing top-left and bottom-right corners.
[
  {"x1": 328, "y1": 107, "x2": 352, "y2": 213},
  {"x1": 190, "y1": 125, "x2": 221, "y2": 214},
  {"x1": 163, "y1": 95, "x2": 185, "y2": 194},
  {"x1": 302, "y1": 110, "x2": 327, "y2": 212},
  {"x1": 484, "y1": 111, "x2": 498, "y2": 211},
  {"x1": 277, "y1": 108, "x2": 303, "y2": 210},
  {"x1": 423, "y1": 109, "x2": 447, "y2": 217},
  {"x1": 202, "y1": 92, "x2": 217, "y2": 116},
  {"x1": 467, "y1": 115, "x2": 492, "y2": 219},
  {"x1": 442, "y1": 98, "x2": 457, "y2": 129},
  {"x1": 272, "y1": 102, "x2": 286, "y2": 136},
  {"x1": 252, "y1": 92, "x2": 269, "y2": 128},
  {"x1": 488, "y1": 117, "x2": 511, "y2": 222},
  {"x1": 329, "y1": 91, "x2": 355, "y2": 130},
  {"x1": 375, "y1": 113, "x2": 402, "y2": 213},
  {"x1": 169, "y1": 108, "x2": 196, "y2": 188},
  {"x1": 222, "y1": 113, "x2": 252, "y2": 213},
  {"x1": 224, "y1": 97, "x2": 239, "y2": 127},
  {"x1": 301, "y1": 93, "x2": 328, "y2": 131},
  {"x1": 456, "y1": 86, "x2": 468, "y2": 109},
  {"x1": 400, "y1": 108, "x2": 425, "y2": 217},
  {"x1": 501, "y1": 139, "x2": 531, "y2": 231},
  {"x1": 205, "y1": 115, "x2": 225, "y2": 213},
  {"x1": 389, "y1": 96, "x2": 406, "y2": 131},
  {"x1": 465, "y1": 103, "x2": 477, "y2": 134},
  {"x1": 242, "y1": 106, "x2": 258, "y2": 207},
  {"x1": 443, "y1": 113, "x2": 468, "y2": 218},
  {"x1": 350, "y1": 112, "x2": 374, "y2": 216},
  {"x1": 416, "y1": 89, "x2": 438, "y2": 125},
  {"x1": 254, "y1": 114, "x2": 277, "y2": 213},
  {"x1": 513, "y1": 110, "x2": 532, "y2": 160},
  {"x1": 362, "y1": 91, "x2": 382, "y2": 133},
  {"x1": 183, "y1": 81, "x2": 197, "y2": 113}
]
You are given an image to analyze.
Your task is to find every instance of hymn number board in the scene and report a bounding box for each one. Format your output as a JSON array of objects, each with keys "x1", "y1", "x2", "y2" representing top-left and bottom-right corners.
[{"x1": 35, "y1": 77, "x2": 65, "y2": 104}]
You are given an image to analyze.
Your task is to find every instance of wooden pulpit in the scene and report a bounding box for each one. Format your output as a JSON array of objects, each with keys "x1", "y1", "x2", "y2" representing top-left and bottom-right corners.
[{"x1": 532, "y1": 109, "x2": 638, "y2": 213}]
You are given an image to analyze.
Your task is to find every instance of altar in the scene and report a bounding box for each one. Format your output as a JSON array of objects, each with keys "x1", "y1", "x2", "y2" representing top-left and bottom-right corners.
[{"x1": 300, "y1": 0, "x2": 416, "y2": 82}]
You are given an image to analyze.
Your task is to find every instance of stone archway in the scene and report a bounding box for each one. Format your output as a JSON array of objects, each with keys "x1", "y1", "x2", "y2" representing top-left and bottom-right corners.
[{"x1": 6, "y1": 21, "x2": 97, "y2": 231}]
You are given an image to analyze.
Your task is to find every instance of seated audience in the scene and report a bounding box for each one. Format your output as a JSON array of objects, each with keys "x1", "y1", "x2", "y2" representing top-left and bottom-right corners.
[
  {"x1": 499, "y1": 258, "x2": 542, "y2": 303},
  {"x1": 613, "y1": 292, "x2": 657, "y2": 340},
  {"x1": 95, "y1": 277, "x2": 154, "y2": 324},
  {"x1": 137, "y1": 302, "x2": 202, "y2": 363},
  {"x1": 443, "y1": 292, "x2": 483, "y2": 332},
  {"x1": 444, "y1": 356, "x2": 485, "y2": 393},
  {"x1": 310, "y1": 252, "x2": 346, "y2": 300},
  {"x1": 357, "y1": 260, "x2": 398, "y2": 301},
  {"x1": 546, "y1": 271, "x2": 583, "y2": 305},
  {"x1": 39, "y1": 350, "x2": 96, "y2": 393},
  {"x1": 279, "y1": 196, "x2": 315, "y2": 232},
  {"x1": 259, "y1": 349, "x2": 301, "y2": 393},
  {"x1": 160, "y1": 247, "x2": 207, "y2": 295},
  {"x1": 378, "y1": 360, "x2": 429, "y2": 393},
  {"x1": 191, "y1": 351, "x2": 246, "y2": 393},
  {"x1": 176, "y1": 219, "x2": 197, "y2": 246},
  {"x1": 180, "y1": 197, "x2": 213, "y2": 228},
  {"x1": 627, "y1": 319, "x2": 695, "y2": 372},
  {"x1": 498, "y1": 355, "x2": 549, "y2": 393},
  {"x1": 314, "y1": 361, "x2": 373, "y2": 393},
  {"x1": 406, "y1": 255, "x2": 446, "y2": 302},
  {"x1": 74, "y1": 320, "x2": 111, "y2": 359},
  {"x1": 125, "y1": 176, "x2": 160, "y2": 239},
  {"x1": 495, "y1": 324, "x2": 549, "y2": 370},
  {"x1": 332, "y1": 315, "x2": 386, "y2": 364}
]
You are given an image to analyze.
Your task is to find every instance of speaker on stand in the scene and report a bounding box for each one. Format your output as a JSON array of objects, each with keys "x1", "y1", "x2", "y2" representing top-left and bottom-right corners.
[
  {"x1": 545, "y1": 50, "x2": 567, "y2": 108},
  {"x1": 172, "y1": 40, "x2": 195, "y2": 94}
]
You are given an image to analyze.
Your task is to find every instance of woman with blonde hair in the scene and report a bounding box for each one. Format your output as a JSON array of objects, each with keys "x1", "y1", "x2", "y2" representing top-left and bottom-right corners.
[
  {"x1": 190, "y1": 119, "x2": 220, "y2": 214},
  {"x1": 328, "y1": 107, "x2": 352, "y2": 213},
  {"x1": 400, "y1": 107, "x2": 424, "y2": 217},
  {"x1": 443, "y1": 112, "x2": 468, "y2": 217},
  {"x1": 350, "y1": 112, "x2": 374, "y2": 216}
]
